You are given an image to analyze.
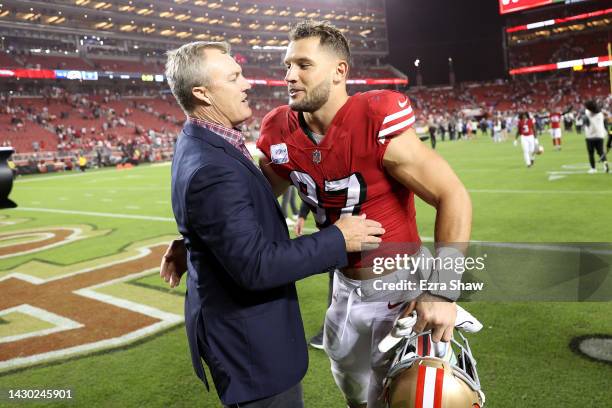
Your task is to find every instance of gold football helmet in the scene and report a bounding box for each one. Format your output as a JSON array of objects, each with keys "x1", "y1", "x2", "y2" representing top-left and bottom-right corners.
[{"x1": 384, "y1": 331, "x2": 485, "y2": 408}]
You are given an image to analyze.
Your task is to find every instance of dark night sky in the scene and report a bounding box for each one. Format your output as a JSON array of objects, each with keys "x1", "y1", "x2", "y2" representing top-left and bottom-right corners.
[{"x1": 384, "y1": 0, "x2": 507, "y2": 85}]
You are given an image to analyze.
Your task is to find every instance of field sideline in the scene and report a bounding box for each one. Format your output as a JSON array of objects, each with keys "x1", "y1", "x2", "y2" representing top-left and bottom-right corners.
[{"x1": 1, "y1": 131, "x2": 610, "y2": 407}]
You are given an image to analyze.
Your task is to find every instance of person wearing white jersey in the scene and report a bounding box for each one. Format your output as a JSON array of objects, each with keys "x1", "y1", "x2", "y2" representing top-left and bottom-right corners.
[{"x1": 584, "y1": 100, "x2": 609, "y2": 174}]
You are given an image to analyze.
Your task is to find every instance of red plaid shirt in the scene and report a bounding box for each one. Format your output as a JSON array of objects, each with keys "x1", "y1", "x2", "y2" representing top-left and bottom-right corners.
[{"x1": 189, "y1": 117, "x2": 253, "y2": 161}]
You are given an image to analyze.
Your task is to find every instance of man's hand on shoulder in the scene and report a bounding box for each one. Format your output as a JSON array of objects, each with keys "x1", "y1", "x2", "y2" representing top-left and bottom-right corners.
[
  {"x1": 160, "y1": 237, "x2": 188, "y2": 288},
  {"x1": 334, "y1": 214, "x2": 385, "y2": 252}
]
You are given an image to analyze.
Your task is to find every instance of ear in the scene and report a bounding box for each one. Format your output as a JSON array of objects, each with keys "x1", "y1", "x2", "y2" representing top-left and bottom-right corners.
[
  {"x1": 333, "y1": 60, "x2": 349, "y2": 84},
  {"x1": 192, "y1": 86, "x2": 212, "y2": 106}
]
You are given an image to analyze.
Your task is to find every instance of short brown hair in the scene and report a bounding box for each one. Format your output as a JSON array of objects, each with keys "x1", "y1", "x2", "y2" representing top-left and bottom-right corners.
[
  {"x1": 165, "y1": 41, "x2": 230, "y2": 114},
  {"x1": 289, "y1": 20, "x2": 351, "y2": 62}
]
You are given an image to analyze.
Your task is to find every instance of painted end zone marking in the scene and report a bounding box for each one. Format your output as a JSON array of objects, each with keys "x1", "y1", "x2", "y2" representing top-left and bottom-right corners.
[
  {"x1": 0, "y1": 232, "x2": 54, "y2": 248},
  {"x1": 0, "y1": 225, "x2": 109, "y2": 260},
  {"x1": 0, "y1": 305, "x2": 83, "y2": 344},
  {"x1": 0, "y1": 234, "x2": 183, "y2": 372},
  {"x1": 0, "y1": 320, "x2": 180, "y2": 371}
]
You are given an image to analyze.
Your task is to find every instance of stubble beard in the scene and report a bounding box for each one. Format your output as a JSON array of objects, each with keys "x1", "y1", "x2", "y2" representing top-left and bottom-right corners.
[{"x1": 289, "y1": 77, "x2": 331, "y2": 113}]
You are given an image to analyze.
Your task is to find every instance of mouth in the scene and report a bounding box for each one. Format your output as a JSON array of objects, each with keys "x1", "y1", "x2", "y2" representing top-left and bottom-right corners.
[{"x1": 289, "y1": 89, "x2": 304, "y2": 98}]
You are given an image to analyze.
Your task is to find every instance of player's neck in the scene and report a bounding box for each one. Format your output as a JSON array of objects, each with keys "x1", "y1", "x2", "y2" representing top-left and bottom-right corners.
[{"x1": 303, "y1": 93, "x2": 349, "y2": 135}]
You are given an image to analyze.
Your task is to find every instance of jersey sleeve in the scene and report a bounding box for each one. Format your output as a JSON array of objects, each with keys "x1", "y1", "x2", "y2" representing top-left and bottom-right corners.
[
  {"x1": 255, "y1": 107, "x2": 292, "y2": 180},
  {"x1": 367, "y1": 90, "x2": 415, "y2": 143},
  {"x1": 256, "y1": 109, "x2": 277, "y2": 162},
  {"x1": 365, "y1": 90, "x2": 416, "y2": 165}
]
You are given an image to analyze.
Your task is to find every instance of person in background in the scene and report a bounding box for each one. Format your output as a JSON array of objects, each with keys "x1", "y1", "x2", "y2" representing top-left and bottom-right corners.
[
  {"x1": 575, "y1": 111, "x2": 584, "y2": 134},
  {"x1": 281, "y1": 185, "x2": 299, "y2": 226},
  {"x1": 78, "y1": 154, "x2": 87, "y2": 172},
  {"x1": 583, "y1": 100, "x2": 609, "y2": 174},
  {"x1": 294, "y1": 202, "x2": 333, "y2": 351},
  {"x1": 515, "y1": 112, "x2": 536, "y2": 168}
]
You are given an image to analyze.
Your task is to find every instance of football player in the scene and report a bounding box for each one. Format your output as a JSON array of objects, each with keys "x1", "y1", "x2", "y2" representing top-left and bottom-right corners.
[
  {"x1": 549, "y1": 108, "x2": 562, "y2": 150},
  {"x1": 255, "y1": 21, "x2": 471, "y2": 408},
  {"x1": 514, "y1": 112, "x2": 536, "y2": 167}
]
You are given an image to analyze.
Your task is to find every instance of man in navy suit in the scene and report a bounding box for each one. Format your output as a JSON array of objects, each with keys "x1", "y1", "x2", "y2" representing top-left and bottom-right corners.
[{"x1": 163, "y1": 41, "x2": 384, "y2": 408}]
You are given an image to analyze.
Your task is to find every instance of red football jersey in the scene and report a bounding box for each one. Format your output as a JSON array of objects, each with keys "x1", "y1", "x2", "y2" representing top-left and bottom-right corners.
[
  {"x1": 550, "y1": 113, "x2": 561, "y2": 129},
  {"x1": 257, "y1": 90, "x2": 421, "y2": 268},
  {"x1": 518, "y1": 118, "x2": 535, "y2": 136}
]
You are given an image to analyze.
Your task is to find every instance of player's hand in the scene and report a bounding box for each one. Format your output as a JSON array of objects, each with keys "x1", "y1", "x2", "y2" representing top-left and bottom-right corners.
[
  {"x1": 294, "y1": 217, "x2": 306, "y2": 236},
  {"x1": 403, "y1": 293, "x2": 457, "y2": 342},
  {"x1": 334, "y1": 214, "x2": 385, "y2": 252},
  {"x1": 160, "y1": 237, "x2": 187, "y2": 288}
]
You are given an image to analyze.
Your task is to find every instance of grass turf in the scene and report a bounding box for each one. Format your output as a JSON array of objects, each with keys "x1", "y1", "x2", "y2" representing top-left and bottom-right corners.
[{"x1": 1, "y1": 131, "x2": 611, "y2": 407}]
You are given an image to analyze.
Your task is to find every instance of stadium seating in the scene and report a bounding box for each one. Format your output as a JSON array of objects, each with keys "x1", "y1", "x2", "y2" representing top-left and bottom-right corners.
[
  {"x1": 22, "y1": 55, "x2": 92, "y2": 71},
  {"x1": 90, "y1": 58, "x2": 159, "y2": 73},
  {"x1": 0, "y1": 112, "x2": 58, "y2": 153},
  {"x1": 0, "y1": 53, "x2": 20, "y2": 68},
  {"x1": 509, "y1": 32, "x2": 608, "y2": 68}
]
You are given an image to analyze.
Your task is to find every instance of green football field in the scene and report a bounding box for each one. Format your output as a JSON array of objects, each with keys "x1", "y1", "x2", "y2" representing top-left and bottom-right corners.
[{"x1": 1, "y1": 131, "x2": 611, "y2": 407}]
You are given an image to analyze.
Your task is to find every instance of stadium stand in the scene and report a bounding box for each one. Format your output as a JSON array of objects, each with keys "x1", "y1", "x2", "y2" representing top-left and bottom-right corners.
[
  {"x1": 509, "y1": 31, "x2": 609, "y2": 68},
  {"x1": 0, "y1": 52, "x2": 20, "y2": 68},
  {"x1": 22, "y1": 55, "x2": 92, "y2": 70},
  {"x1": 0, "y1": 0, "x2": 609, "y2": 173}
]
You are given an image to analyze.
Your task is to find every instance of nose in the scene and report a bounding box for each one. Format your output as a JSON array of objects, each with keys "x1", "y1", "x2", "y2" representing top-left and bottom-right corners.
[
  {"x1": 241, "y1": 76, "x2": 252, "y2": 91},
  {"x1": 285, "y1": 65, "x2": 297, "y2": 83}
]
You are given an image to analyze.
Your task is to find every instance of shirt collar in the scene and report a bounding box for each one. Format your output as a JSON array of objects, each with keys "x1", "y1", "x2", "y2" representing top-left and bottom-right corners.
[{"x1": 188, "y1": 116, "x2": 244, "y2": 141}]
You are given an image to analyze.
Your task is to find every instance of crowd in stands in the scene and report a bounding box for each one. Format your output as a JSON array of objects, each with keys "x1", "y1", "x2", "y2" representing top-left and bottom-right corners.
[
  {"x1": 410, "y1": 71, "x2": 610, "y2": 121},
  {"x1": 509, "y1": 31, "x2": 608, "y2": 68},
  {"x1": 2, "y1": 67, "x2": 610, "y2": 175},
  {"x1": 2, "y1": 44, "x2": 394, "y2": 79}
]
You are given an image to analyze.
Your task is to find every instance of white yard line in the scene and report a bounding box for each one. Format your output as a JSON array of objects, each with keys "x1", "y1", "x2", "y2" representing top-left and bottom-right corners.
[
  {"x1": 14, "y1": 163, "x2": 166, "y2": 184},
  {"x1": 10, "y1": 207, "x2": 175, "y2": 222},
  {"x1": 14, "y1": 173, "x2": 90, "y2": 184},
  {"x1": 468, "y1": 189, "x2": 612, "y2": 195}
]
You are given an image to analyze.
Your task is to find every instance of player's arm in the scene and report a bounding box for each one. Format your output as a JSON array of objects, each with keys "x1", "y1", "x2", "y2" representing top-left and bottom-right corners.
[
  {"x1": 382, "y1": 127, "x2": 471, "y2": 342},
  {"x1": 258, "y1": 156, "x2": 290, "y2": 197},
  {"x1": 382, "y1": 127, "x2": 472, "y2": 244}
]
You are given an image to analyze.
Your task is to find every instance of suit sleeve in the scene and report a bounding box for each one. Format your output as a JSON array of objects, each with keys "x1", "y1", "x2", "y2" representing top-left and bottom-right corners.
[{"x1": 186, "y1": 163, "x2": 347, "y2": 290}]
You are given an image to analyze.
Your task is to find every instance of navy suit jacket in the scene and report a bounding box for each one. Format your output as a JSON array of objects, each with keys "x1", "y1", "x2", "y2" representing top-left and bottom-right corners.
[{"x1": 171, "y1": 121, "x2": 348, "y2": 405}]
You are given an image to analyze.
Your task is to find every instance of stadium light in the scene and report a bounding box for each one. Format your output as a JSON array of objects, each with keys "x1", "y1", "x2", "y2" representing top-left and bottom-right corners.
[{"x1": 414, "y1": 59, "x2": 420, "y2": 67}]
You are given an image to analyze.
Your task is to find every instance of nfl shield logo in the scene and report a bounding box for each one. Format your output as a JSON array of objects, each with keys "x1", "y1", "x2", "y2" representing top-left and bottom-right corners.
[{"x1": 312, "y1": 150, "x2": 322, "y2": 164}]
